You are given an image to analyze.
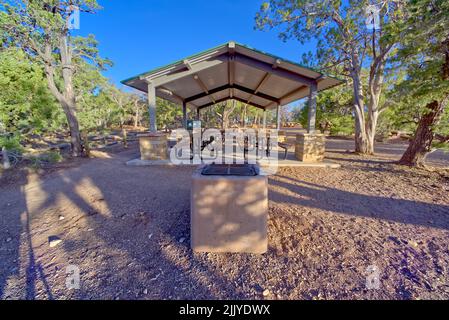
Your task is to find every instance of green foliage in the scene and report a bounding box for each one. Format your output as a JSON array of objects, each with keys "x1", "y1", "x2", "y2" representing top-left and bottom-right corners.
[
  {"x1": 40, "y1": 150, "x2": 63, "y2": 163},
  {"x1": 0, "y1": 45, "x2": 147, "y2": 142},
  {"x1": 29, "y1": 150, "x2": 63, "y2": 169},
  {"x1": 293, "y1": 104, "x2": 354, "y2": 135},
  {"x1": 255, "y1": 0, "x2": 403, "y2": 70},
  {"x1": 292, "y1": 84, "x2": 354, "y2": 135},
  {"x1": 0, "y1": 48, "x2": 60, "y2": 137},
  {"x1": 200, "y1": 100, "x2": 270, "y2": 129},
  {"x1": 388, "y1": 0, "x2": 449, "y2": 147},
  {"x1": 157, "y1": 98, "x2": 183, "y2": 130},
  {"x1": 0, "y1": 135, "x2": 23, "y2": 153}
]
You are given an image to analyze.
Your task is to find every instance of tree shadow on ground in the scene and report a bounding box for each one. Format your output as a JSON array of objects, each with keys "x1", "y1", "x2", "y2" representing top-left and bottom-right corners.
[
  {"x1": 269, "y1": 175, "x2": 449, "y2": 231},
  {"x1": 0, "y1": 169, "x2": 54, "y2": 300},
  {"x1": 2, "y1": 146, "x2": 448, "y2": 299},
  {"x1": 1, "y1": 149, "x2": 249, "y2": 299}
]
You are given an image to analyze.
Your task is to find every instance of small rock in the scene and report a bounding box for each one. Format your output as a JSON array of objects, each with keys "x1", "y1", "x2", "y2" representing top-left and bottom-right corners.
[
  {"x1": 148, "y1": 233, "x2": 153, "y2": 240},
  {"x1": 59, "y1": 215, "x2": 65, "y2": 221},
  {"x1": 87, "y1": 228, "x2": 94, "y2": 232},
  {"x1": 179, "y1": 237, "x2": 186, "y2": 243},
  {"x1": 410, "y1": 241, "x2": 419, "y2": 248},
  {"x1": 48, "y1": 236, "x2": 62, "y2": 248},
  {"x1": 6, "y1": 237, "x2": 12, "y2": 243},
  {"x1": 143, "y1": 289, "x2": 148, "y2": 295},
  {"x1": 150, "y1": 274, "x2": 161, "y2": 281},
  {"x1": 388, "y1": 236, "x2": 401, "y2": 245},
  {"x1": 262, "y1": 289, "x2": 270, "y2": 297}
]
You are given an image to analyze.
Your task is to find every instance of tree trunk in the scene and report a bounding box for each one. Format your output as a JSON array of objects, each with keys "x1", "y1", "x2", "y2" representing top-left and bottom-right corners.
[
  {"x1": 350, "y1": 68, "x2": 369, "y2": 154},
  {"x1": 365, "y1": 54, "x2": 387, "y2": 155},
  {"x1": 134, "y1": 101, "x2": 140, "y2": 128},
  {"x1": 2, "y1": 147, "x2": 11, "y2": 170},
  {"x1": 219, "y1": 100, "x2": 237, "y2": 129},
  {"x1": 354, "y1": 114, "x2": 369, "y2": 154},
  {"x1": 43, "y1": 36, "x2": 83, "y2": 157},
  {"x1": 222, "y1": 114, "x2": 229, "y2": 130},
  {"x1": 366, "y1": 108, "x2": 379, "y2": 155},
  {"x1": 44, "y1": 68, "x2": 83, "y2": 157},
  {"x1": 400, "y1": 39, "x2": 449, "y2": 167},
  {"x1": 63, "y1": 101, "x2": 83, "y2": 157},
  {"x1": 399, "y1": 98, "x2": 448, "y2": 167},
  {"x1": 241, "y1": 105, "x2": 247, "y2": 128}
]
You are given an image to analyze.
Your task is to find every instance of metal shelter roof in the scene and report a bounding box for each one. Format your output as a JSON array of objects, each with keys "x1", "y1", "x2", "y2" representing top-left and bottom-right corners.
[{"x1": 121, "y1": 41, "x2": 344, "y2": 110}]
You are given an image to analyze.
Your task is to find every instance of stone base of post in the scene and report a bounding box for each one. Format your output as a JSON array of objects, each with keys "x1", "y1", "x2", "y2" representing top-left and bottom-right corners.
[
  {"x1": 295, "y1": 133, "x2": 325, "y2": 162},
  {"x1": 277, "y1": 130, "x2": 286, "y2": 143},
  {"x1": 138, "y1": 133, "x2": 168, "y2": 161}
]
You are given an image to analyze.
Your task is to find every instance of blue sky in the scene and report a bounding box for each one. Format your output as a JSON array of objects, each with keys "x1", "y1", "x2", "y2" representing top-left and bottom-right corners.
[{"x1": 75, "y1": 0, "x2": 314, "y2": 89}]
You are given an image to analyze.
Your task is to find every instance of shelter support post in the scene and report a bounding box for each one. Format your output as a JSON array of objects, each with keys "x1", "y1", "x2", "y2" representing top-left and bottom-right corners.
[
  {"x1": 147, "y1": 82, "x2": 157, "y2": 133},
  {"x1": 182, "y1": 101, "x2": 187, "y2": 129},
  {"x1": 262, "y1": 110, "x2": 267, "y2": 129},
  {"x1": 136, "y1": 81, "x2": 168, "y2": 161},
  {"x1": 276, "y1": 104, "x2": 281, "y2": 130},
  {"x1": 307, "y1": 81, "x2": 318, "y2": 133},
  {"x1": 296, "y1": 80, "x2": 324, "y2": 162},
  {"x1": 197, "y1": 108, "x2": 200, "y2": 121},
  {"x1": 276, "y1": 104, "x2": 287, "y2": 143}
]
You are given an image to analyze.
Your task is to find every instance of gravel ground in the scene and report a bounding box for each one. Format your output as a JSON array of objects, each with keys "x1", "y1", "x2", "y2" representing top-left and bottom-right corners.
[{"x1": 0, "y1": 140, "x2": 448, "y2": 300}]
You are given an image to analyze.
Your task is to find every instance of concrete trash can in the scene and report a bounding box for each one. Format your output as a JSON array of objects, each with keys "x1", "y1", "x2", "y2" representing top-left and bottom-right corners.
[{"x1": 191, "y1": 164, "x2": 268, "y2": 254}]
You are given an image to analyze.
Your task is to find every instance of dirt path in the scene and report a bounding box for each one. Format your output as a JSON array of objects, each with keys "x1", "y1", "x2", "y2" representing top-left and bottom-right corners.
[
  {"x1": 282, "y1": 129, "x2": 449, "y2": 168},
  {"x1": 326, "y1": 138, "x2": 449, "y2": 168},
  {"x1": 1, "y1": 144, "x2": 448, "y2": 300}
]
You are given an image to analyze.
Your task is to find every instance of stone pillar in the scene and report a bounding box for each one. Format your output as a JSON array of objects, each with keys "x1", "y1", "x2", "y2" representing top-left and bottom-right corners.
[
  {"x1": 276, "y1": 104, "x2": 281, "y2": 130},
  {"x1": 295, "y1": 133, "x2": 325, "y2": 162},
  {"x1": 262, "y1": 110, "x2": 267, "y2": 129},
  {"x1": 307, "y1": 81, "x2": 318, "y2": 133},
  {"x1": 278, "y1": 130, "x2": 286, "y2": 143},
  {"x1": 138, "y1": 133, "x2": 168, "y2": 160},
  {"x1": 182, "y1": 101, "x2": 187, "y2": 129},
  {"x1": 147, "y1": 82, "x2": 157, "y2": 132}
]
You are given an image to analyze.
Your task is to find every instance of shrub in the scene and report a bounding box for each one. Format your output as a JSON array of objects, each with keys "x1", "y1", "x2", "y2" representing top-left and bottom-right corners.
[
  {"x1": 29, "y1": 151, "x2": 63, "y2": 169},
  {"x1": 0, "y1": 135, "x2": 23, "y2": 153}
]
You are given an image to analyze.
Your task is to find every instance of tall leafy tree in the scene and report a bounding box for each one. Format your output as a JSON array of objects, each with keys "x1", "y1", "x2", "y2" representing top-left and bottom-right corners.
[
  {"x1": 256, "y1": 0, "x2": 405, "y2": 154},
  {"x1": 1, "y1": 0, "x2": 110, "y2": 156},
  {"x1": 293, "y1": 83, "x2": 354, "y2": 135},
  {"x1": 394, "y1": 0, "x2": 449, "y2": 167},
  {"x1": 156, "y1": 98, "x2": 183, "y2": 131},
  {"x1": 0, "y1": 48, "x2": 59, "y2": 136}
]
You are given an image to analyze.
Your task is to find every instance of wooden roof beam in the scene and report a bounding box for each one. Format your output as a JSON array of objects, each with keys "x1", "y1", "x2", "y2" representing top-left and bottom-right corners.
[
  {"x1": 246, "y1": 73, "x2": 271, "y2": 105},
  {"x1": 146, "y1": 54, "x2": 227, "y2": 87},
  {"x1": 234, "y1": 53, "x2": 315, "y2": 86},
  {"x1": 193, "y1": 74, "x2": 215, "y2": 104},
  {"x1": 197, "y1": 96, "x2": 266, "y2": 111},
  {"x1": 232, "y1": 96, "x2": 266, "y2": 110},
  {"x1": 197, "y1": 97, "x2": 229, "y2": 110},
  {"x1": 184, "y1": 83, "x2": 278, "y2": 104},
  {"x1": 228, "y1": 43, "x2": 236, "y2": 99}
]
